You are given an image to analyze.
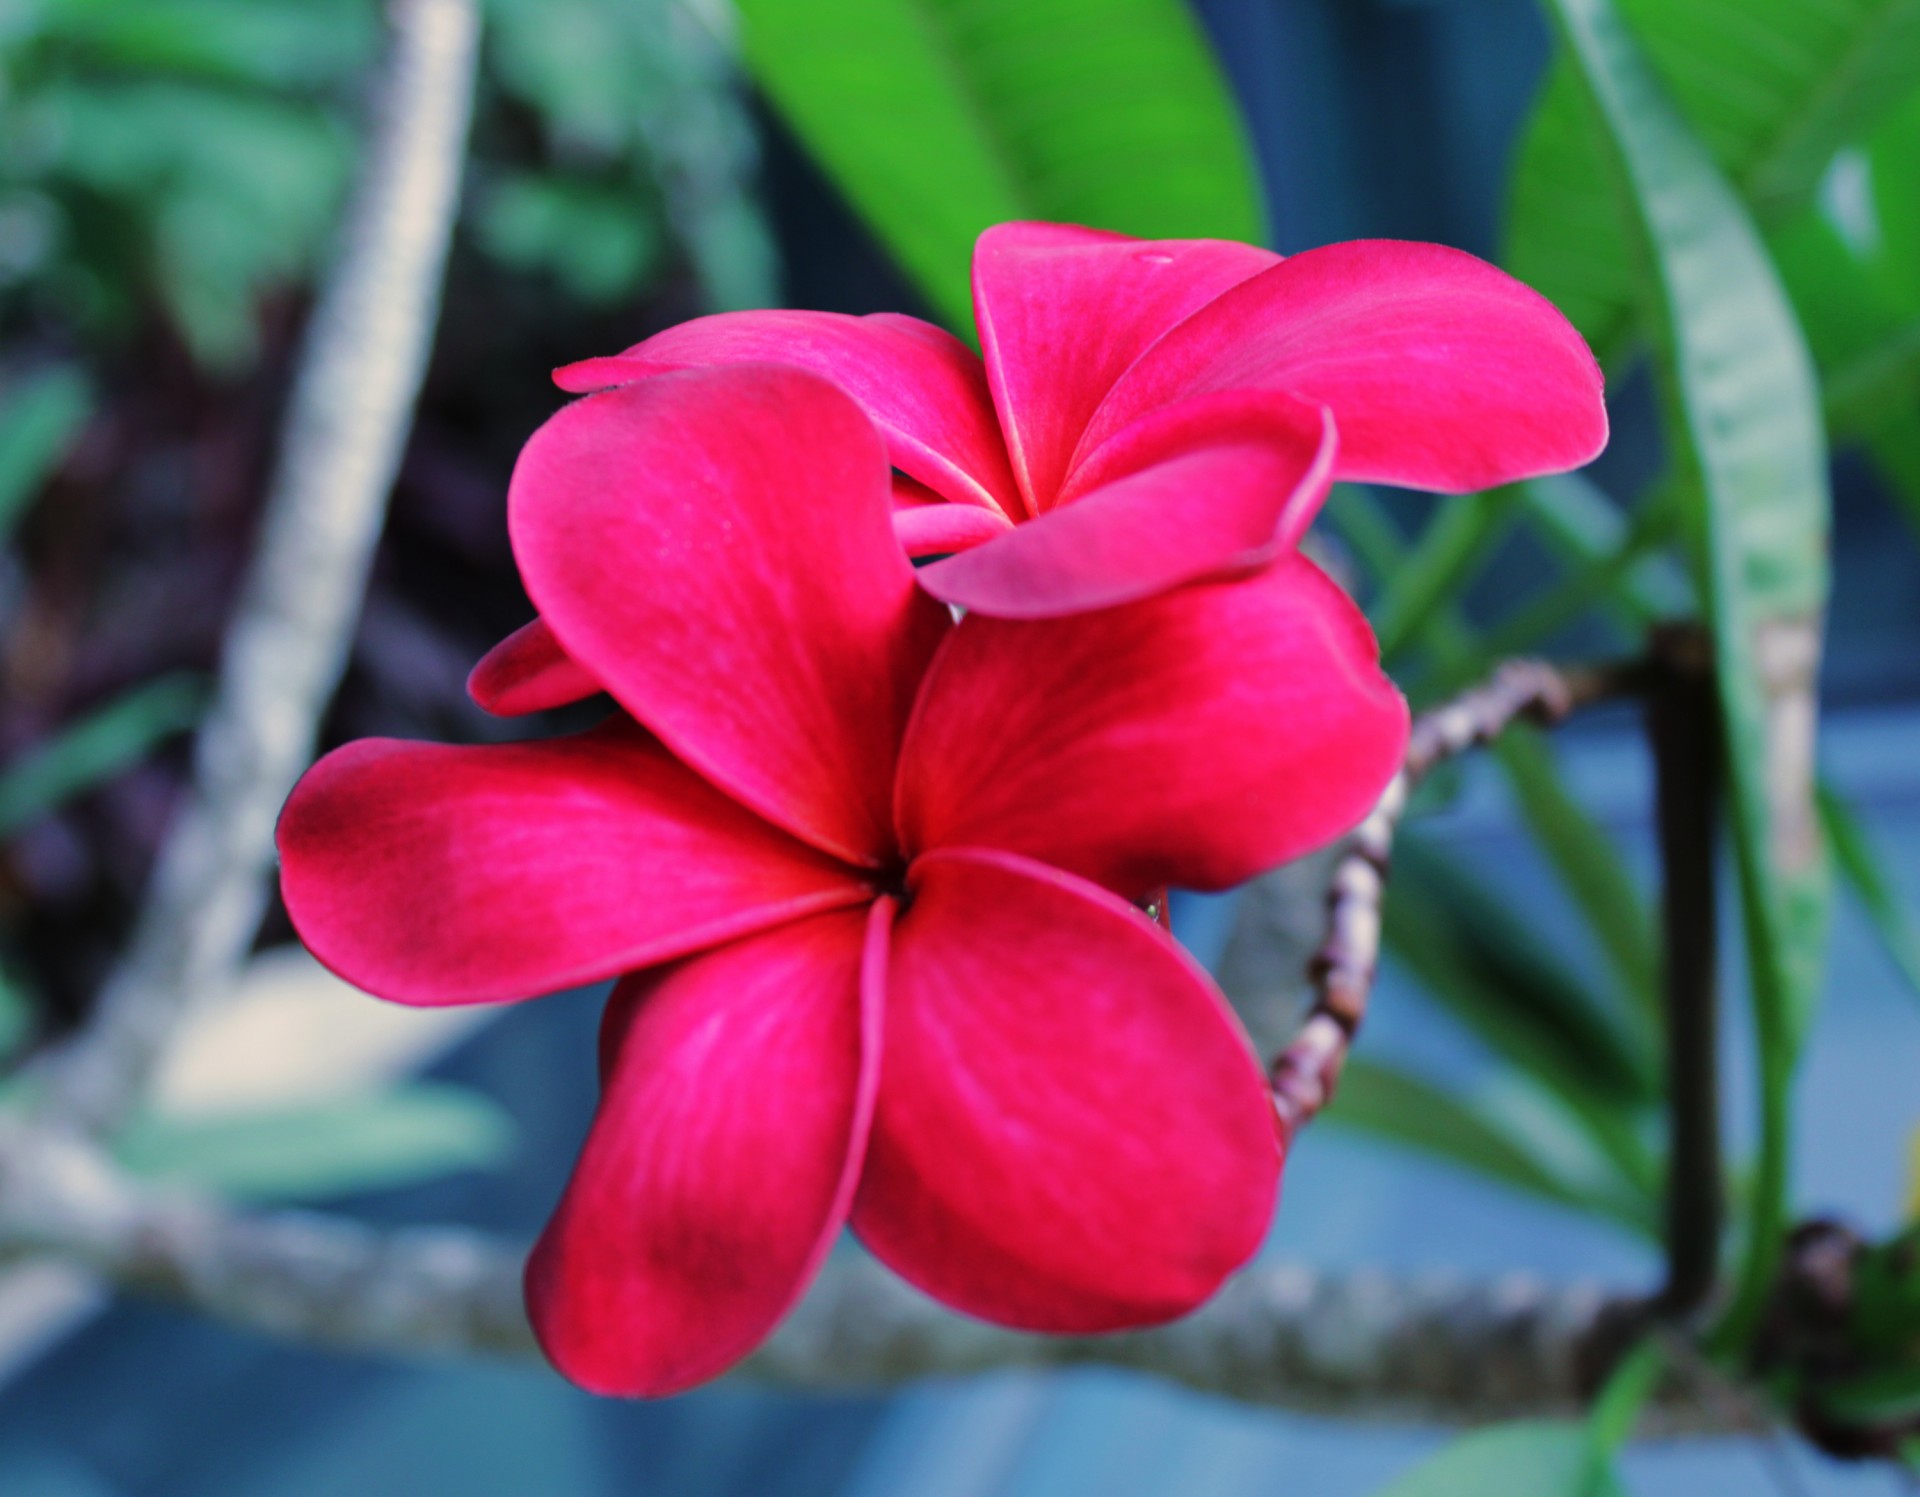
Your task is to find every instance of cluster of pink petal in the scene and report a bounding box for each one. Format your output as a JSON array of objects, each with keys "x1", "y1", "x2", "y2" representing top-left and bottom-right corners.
[{"x1": 276, "y1": 222, "x2": 1604, "y2": 1398}]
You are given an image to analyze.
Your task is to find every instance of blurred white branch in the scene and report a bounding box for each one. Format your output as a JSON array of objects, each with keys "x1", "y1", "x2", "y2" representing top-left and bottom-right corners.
[
  {"x1": 0, "y1": 1114, "x2": 1731, "y2": 1431},
  {"x1": 45, "y1": 0, "x2": 481, "y2": 1134}
]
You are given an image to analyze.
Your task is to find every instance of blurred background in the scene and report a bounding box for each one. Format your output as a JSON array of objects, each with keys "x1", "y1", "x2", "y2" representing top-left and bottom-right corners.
[{"x1": 1, "y1": 0, "x2": 1919, "y2": 1491}]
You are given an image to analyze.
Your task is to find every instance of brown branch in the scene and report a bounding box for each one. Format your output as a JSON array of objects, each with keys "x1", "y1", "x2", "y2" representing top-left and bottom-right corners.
[
  {"x1": 1270, "y1": 657, "x2": 1647, "y2": 1136},
  {"x1": 1647, "y1": 625, "x2": 1725, "y2": 1317},
  {"x1": 44, "y1": 0, "x2": 481, "y2": 1134}
]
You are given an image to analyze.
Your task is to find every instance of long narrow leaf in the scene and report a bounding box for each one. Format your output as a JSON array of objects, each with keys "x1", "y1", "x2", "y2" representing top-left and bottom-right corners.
[
  {"x1": 0, "y1": 366, "x2": 90, "y2": 542},
  {"x1": 1494, "y1": 728, "x2": 1660, "y2": 1036},
  {"x1": 1385, "y1": 837, "x2": 1661, "y2": 1194},
  {"x1": 1509, "y1": 0, "x2": 1920, "y2": 360},
  {"x1": 0, "y1": 674, "x2": 207, "y2": 837},
  {"x1": 734, "y1": 0, "x2": 1263, "y2": 328},
  {"x1": 1543, "y1": 0, "x2": 1834, "y2": 1347},
  {"x1": 1520, "y1": 471, "x2": 1694, "y2": 627},
  {"x1": 1369, "y1": 1422, "x2": 1620, "y2": 1497},
  {"x1": 1820, "y1": 781, "x2": 1920, "y2": 1002},
  {"x1": 1371, "y1": 487, "x2": 1522, "y2": 662},
  {"x1": 0, "y1": 966, "x2": 30, "y2": 1065},
  {"x1": 1329, "y1": 1059, "x2": 1655, "y2": 1236}
]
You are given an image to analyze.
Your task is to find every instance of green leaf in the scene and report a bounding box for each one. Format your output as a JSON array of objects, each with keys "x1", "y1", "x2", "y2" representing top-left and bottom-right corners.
[
  {"x1": 40, "y1": 0, "x2": 378, "y2": 91},
  {"x1": 1384, "y1": 838, "x2": 1661, "y2": 1202},
  {"x1": 39, "y1": 81, "x2": 354, "y2": 365},
  {"x1": 1328, "y1": 1058, "x2": 1654, "y2": 1234},
  {"x1": 1494, "y1": 728, "x2": 1659, "y2": 1035},
  {"x1": 1370, "y1": 1422, "x2": 1619, "y2": 1497},
  {"x1": 0, "y1": 673, "x2": 207, "y2": 837},
  {"x1": 1371, "y1": 487, "x2": 1522, "y2": 663},
  {"x1": 0, "y1": 964, "x2": 32, "y2": 1064},
  {"x1": 0, "y1": 364, "x2": 91, "y2": 543},
  {"x1": 1588, "y1": 1336, "x2": 1666, "y2": 1457},
  {"x1": 1772, "y1": 90, "x2": 1920, "y2": 528},
  {"x1": 734, "y1": 0, "x2": 1263, "y2": 328},
  {"x1": 1821, "y1": 782, "x2": 1920, "y2": 1004},
  {"x1": 476, "y1": 172, "x2": 663, "y2": 305},
  {"x1": 1518, "y1": 472, "x2": 1694, "y2": 631},
  {"x1": 1814, "y1": 1363, "x2": 1920, "y2": 1425},
  {"x1": 116, "y1": 1083, "x2": 514, "y2": 1202},
  {"x1": 1540, "y1": 0, "x2": 1833, "y2": 1348},
  {"x1": 1421, "y1": 485, "x2": 1683, "y2": 701},
  {"x1": 1389, "y1": 836, "x2": 1658, "y2": 1104},
  {"x1": 1508, "y1": 0, "x2": 1920, "y2": 359}
]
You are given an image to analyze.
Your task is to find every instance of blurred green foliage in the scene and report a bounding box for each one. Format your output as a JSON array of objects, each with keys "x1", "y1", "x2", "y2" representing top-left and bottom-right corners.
[
  {"x1": 0, "y1": 0, "x2": 1914, "y2": 1465},
  {"x1": 1370, "y1": 1421, "x2": 1619, "y2": 1497},
  {"x1": 0, "y1": 0, "x2": 776, "y2": 1202},
  {"x1": 0, "y1": 0, "x2": 771, "y2": 369},
  {"x1": 734, "y1": 0, "x2": 1262, "y2": 329},
  {"x1": 116, "y1": 1081, "x2": 515, "y2": 1202}
]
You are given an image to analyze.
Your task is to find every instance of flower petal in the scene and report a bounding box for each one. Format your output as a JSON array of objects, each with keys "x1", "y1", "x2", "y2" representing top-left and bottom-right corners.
[
  {"x1": 1082, "y1": 239, "x2": 1607, "y2": 493},
  {"x1": 510, "y1": 366, "x2": 951, "y2": 867},
  {"x1": 971, "y1": 222, "x2": 1280, "y2": 514},
  {"x1": 467, "y1": 617, "x2": 601, "y2": 716},
  {"x1": 914, "y1": 394, "x2": 1334, "y2": 618},
  {"x1": 897, "y1": 553, "x2": 1408, "y2": 898},
  {"x1": 892, "y1": 496, "x2": 1015, "y2": 559},
  {"x1": 853, "y1": 848, "x2": 1277, "y2": 1331},
  {"x1": 277, "y1": 718, "x2": 869, "y2": 1006},
  {"x1": 554, "y1": 310, "x2": 1021, "y2": 517},
  {"x1": 528, "y1": 903, "x2": 886, "y2": 1396}
]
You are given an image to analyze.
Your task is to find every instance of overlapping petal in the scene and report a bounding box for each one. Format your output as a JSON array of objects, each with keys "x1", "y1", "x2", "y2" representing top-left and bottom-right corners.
[
  {"x1": 1080, "y1": 239, "x2": 1607, "y2": 493},
  {"x1": 467, "y1": 617, "x2": 600, "y2": 716},
  {"x1": 510, "y1": 366, "x2": 951, "y2": 867},
  {"x1": 277, "y1": 719, "x2": 870, "y2": 1006},
  {"x1": 853, "y1": 849, "x2": 1277, "y2": 1331},
  {"x1": 915, "y1": 393, "x2": 1334, "y2": 617},
  {"x1": 553, "y1": 310, "x2": 1021, "y2": 517},
  {"x1": 896, "y1": 553, "x2": 1407, "y2": 899},
  {"x1": 527, "y1": 904, "x2": 886, "y2": 1396},
  {"x1": 971, "y1": 222, "x2": 1280, "y2": 514},
  {"x1": 892, "y1": 474, "x2": 1015, "y2": 558}
]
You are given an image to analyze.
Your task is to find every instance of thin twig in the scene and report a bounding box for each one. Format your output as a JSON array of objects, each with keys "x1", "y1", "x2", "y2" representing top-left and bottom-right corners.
[
  {"x1": 1269, "y1": 657, "x2": 1646, "y2": 1136},
  {"x1": 44, "y1": 0, "x2": 481, "y2": 1135}
]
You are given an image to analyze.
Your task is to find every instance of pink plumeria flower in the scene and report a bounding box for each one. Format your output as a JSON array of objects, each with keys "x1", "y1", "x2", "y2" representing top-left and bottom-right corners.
[
  {"x1": 277, "y1": 364, "x2": 1407, "y2": 1396},
  {"x1": 469, "y1": 223, "x2": 1603, "y2": 712},
  {"x1": 551, "y1": 222, "x2": 1602, "y2": 610}
]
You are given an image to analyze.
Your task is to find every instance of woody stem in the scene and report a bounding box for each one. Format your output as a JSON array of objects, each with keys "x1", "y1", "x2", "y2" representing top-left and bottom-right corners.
[{"x1": 1268, "y1": 655, "x2": 1649, "y2": 1138}]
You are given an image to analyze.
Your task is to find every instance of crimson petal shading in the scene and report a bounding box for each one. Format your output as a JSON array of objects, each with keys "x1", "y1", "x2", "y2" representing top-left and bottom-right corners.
[
  {"x1": 528, "y1": 904, "x2": 887, "y2": 1396},
  {"x1": 554, "y1": 309, "x2": 1021, "y2": 517},
  {"x1": 467, "y1": 617, "x2": 601, "y2": 716},
  {"x1": 972, "y1": 222, "x2": 1280, "y2": 514},
  {"x1": 510, "y1": 366, "x2": 951, "y2": 867},
  {"x1": 853, "y1": 849, "x2": 1276, "y2": 1331},
  {"x1": 915, "y1": 394, "x2": 1334, "y2": 618},
  {"x1": 277, "y1": 718, "x2": 870, "y2": 1006},
  {"x1": 1080, "y1": 239, "x2": 1607, "y2": 494},
  {"x1": 896, "y1": 553, "x2": 1408, "y2": 899}
]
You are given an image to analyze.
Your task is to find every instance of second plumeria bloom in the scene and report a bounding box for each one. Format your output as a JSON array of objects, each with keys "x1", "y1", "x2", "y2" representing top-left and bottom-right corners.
[
  {"x1": 278, "y1": 364, "x2": 1407, "y2": 1396},
  {"x1": 545, "y1": 221, "x2": 1606, "y2": 621}
]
